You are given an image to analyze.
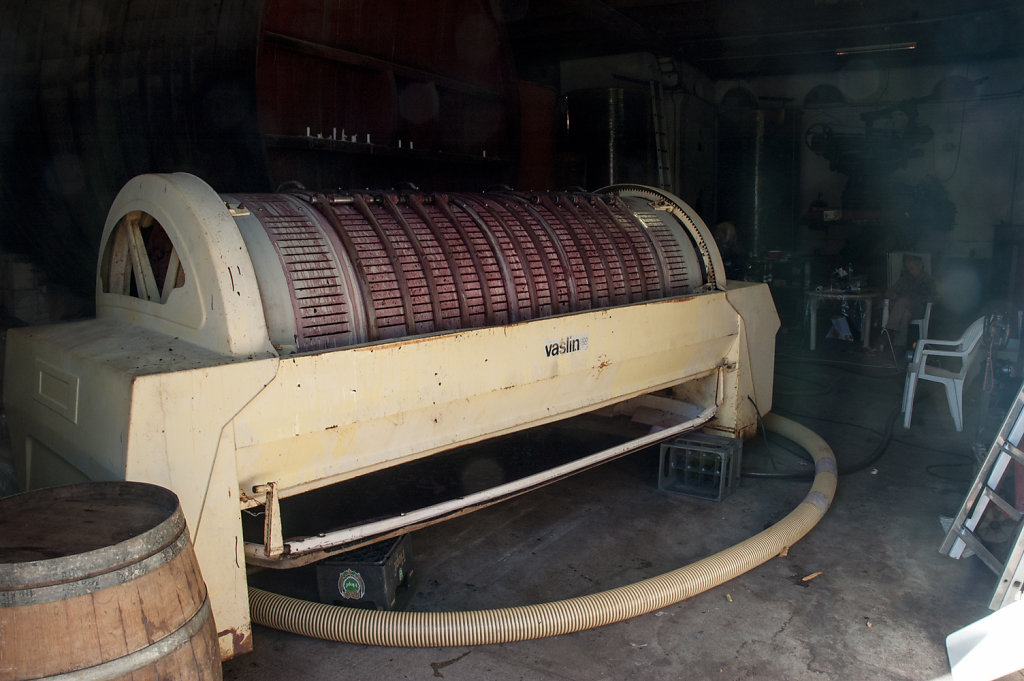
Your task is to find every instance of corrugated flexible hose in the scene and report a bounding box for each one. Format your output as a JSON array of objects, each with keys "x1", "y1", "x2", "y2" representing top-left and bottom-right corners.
[{"x1": 249, "y1": 413, "x2": 836, "y2": 647}]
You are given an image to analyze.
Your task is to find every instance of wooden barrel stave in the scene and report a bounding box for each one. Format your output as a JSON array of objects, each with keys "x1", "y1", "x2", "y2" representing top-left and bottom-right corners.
[{"x1": 0, "y1": 482, "x2": 221, "y2": 681}]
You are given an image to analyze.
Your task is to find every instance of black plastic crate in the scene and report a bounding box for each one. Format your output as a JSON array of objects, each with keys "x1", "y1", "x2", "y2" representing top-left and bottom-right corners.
[
  {"x1": 315, "y1": 535, "x2": 414, "y2": 610},
  {"x1": 658, "y1": 432, "x2": 742, "y2": 501}
]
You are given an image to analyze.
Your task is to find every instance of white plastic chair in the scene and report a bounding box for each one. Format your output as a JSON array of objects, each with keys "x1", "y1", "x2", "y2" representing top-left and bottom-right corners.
[
  {"x1": 912, "y1": 300, "x2": 933, "y2": 341},
  {"x1": 901, "y1": 316, "x2": 986, "y2": 431},
  {"x1": 881, "y1": 299, "x2": 933, "y2": 343}
]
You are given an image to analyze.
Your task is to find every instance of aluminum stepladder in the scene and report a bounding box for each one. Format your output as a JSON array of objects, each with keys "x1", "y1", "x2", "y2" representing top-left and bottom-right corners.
[{"x1": 940, "y1": 381, "x2": 1024, "y2": 610}]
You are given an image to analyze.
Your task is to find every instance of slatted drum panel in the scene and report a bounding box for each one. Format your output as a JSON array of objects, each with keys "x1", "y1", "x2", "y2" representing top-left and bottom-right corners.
[
  {"x1": 232, "y1": 189, "x2": 706, "y2": 352},
  {"x1": 626, "y1": 203, "x2": 701, "y2": 296}
]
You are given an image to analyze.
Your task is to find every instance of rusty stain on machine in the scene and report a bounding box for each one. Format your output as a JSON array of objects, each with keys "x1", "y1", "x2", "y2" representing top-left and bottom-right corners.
[{"x1": 3, "y1": 174, "x2": 779, "y2": 659}]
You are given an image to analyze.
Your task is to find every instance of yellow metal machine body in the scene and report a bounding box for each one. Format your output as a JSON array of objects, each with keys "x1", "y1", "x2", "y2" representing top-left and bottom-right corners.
[{"x1": 3, "y1": 173, "x2": 778, "y2": 659}]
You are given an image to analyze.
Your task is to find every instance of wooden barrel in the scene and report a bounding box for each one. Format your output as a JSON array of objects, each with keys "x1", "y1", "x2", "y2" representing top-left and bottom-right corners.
[{"x1": 0, "y1": 481, "x2": 221, "y2": 681}]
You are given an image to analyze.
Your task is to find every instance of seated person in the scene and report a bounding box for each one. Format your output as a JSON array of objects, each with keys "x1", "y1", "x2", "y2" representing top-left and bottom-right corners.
[{"x1": 884, "y1": 255, "x2": 938, "y2": 353}]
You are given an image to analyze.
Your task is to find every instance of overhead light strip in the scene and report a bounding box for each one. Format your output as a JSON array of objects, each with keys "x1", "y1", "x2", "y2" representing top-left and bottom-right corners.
[{"x1": 835, "y1": 42, "x2": 917, "y2": 56}]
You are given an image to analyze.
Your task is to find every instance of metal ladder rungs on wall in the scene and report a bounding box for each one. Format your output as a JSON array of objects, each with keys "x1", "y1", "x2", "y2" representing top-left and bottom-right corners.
[
  {"x1": 940, "y1": 381, "x2": 1024, "y2": 610},
  {"x1": 649, "y1": 79, "x2": 670, "y2": 190}
]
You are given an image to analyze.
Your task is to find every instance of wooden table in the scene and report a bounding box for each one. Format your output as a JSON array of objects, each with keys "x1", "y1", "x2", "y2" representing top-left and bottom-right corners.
[{"x1": 805, "y1": 288, "x2": 879, "y2": 351}]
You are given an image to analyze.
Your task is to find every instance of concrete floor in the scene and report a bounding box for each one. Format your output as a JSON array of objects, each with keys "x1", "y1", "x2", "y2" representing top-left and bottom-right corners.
[
  {"x1": 2, "y1": 321, "x2": 1023, "y2": 680},
  {"x1": 218, "y1": 330, "x2": 1023, "y2": 681}
]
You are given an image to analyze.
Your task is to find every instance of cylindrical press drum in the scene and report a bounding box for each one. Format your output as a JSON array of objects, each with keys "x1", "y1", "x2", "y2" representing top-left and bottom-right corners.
[
  {"x1": 92, "y1": 175, "x2": 725, "y2": 359},
  {"x1": 225, "y1": 187, "x2": 711, "y2": 351},
  {"x1": 0, "y1": 482, "x2": 221, "y2": 681}
]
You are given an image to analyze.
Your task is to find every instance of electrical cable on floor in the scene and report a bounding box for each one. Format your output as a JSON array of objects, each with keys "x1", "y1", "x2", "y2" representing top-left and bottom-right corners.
[
  {"x1": 771, "y1": 407, "x2": 887, "y2": 438},
  {"x1": 743, "y1": 397, "x2": 899, "y2": 480},
  {"x1": 771, "y1": 372, "x2": 833, "y2": 398},
  {"x1": 748, "y1": 394, "x2": 767, "y2": 440},
  {"x1": 775, "y1": 352, "x2": 901, "y2": 375},
  {"x1": 889, "y1": 436, "x2": 978, "y2": 459},
  {"x1": 758, "y1": 357, "x2": 897, "y2": 475},
  {"x1": 782, "y1": 406, "x2": 979, "y2": 479},
  {"x1": 770, "y1": 324, "x2": 1005, "y2": 484},
  {"x1": 784, "y1": 410, "x2": 885, "y2": 431},
  {"x1": 878, "y1": 327, "x2": 902, "y2": 369},
  {"x1": 774, "y1": 367, "x2": 905, "y2": 404},
  {"x1": 777, "y1": 333, "x2": 1003, "y2": 467},
  {"x1": 924, "y1": 460, "x2": 978, "y2": 482},
  {"x1": 770, "y1": 378, "x2": 981, "y2": 482},
  {"x1": 744, "y1": 396, "x2": 814, "y2": 471}
]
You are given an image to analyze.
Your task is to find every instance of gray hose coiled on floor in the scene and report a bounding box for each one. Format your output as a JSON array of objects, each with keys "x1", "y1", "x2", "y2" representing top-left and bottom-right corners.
[{"x1": 249, "y1": 413, "x2": 836, "y2": 647}]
